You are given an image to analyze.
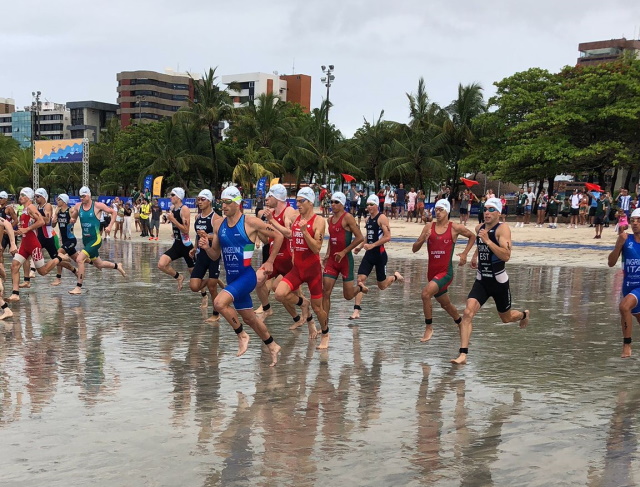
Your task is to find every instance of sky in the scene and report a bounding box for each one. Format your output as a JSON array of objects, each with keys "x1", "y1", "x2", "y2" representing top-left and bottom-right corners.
[{"x1": 2, "y1": 0, "x2": 640, "y2": 136}]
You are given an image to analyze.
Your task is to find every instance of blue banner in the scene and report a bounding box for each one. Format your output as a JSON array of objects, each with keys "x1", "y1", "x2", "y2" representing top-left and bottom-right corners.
[
  {"x1": 143, "y1": 175, "x2": 153, "y2": 192},
  {"x1": 256, "y1": 177, "x2": 267, "y2": 198}
]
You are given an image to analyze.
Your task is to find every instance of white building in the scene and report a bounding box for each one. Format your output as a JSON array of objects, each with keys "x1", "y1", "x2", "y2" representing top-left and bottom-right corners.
[{"x1": 221, "y1": 72, "x2": 288, "y2": 107}]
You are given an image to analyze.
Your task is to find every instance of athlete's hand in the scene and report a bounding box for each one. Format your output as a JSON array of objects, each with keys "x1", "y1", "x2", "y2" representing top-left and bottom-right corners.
[
  {"x1": 477, "y1": 228, "x2": 489, "y2": 243},
  {"x1": 335, "y1": 250, "x2": 346, "y2": 263},
  {"x1": 105, "y1": 226, "x2": 112, "y2": 236},
  {"x1": 457, "y1": 252, "x2": 468, "y2": 267},
  {"x1": 353, "y1": 246, "x2": 362, "y2": 255},
  {"x1": 189, "y1": 247, "x2": 196, "y2": 258},
  {"x1": 298, "y1": 218, "x2": 308, "y2": 230},
  {"x1": 259, "y1": 261, "x2": 273, "y2": 275},
  {"x1": 363, "y1": 243, "x2": 374, "y2": 251},
  {"x1": 15, "y1": 228, "x2": 24, "y2": 236},
  {"x1": 618, "y1": 225, "x2": 629, "y2": 236},
  {"x1": 470, "y1": 257, "x2": 478, "y2": 269},
  {"x1": 196, "y1": 230, "x2": 208, "y2": 238},
  {"x1": 198, "y1": 235, "x2": 210, "y2": 249},
  {"x1": 263, "y1": 208, "x2": 273, "y2": 221},
  {"x1": 9, "y1": 245, "x2": 17, "y2": 256}
]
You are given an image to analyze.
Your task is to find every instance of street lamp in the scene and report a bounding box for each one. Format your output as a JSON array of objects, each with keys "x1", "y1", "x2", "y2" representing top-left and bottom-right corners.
[
  {"x1": 31, "y1": 90, "x2": 41, "y2": 143},
  {"x1": 320, "y1": 65, "x2": 335, "y2": 123},
  {"x1": 135, "y1": 95, "x2": 146, "y2": 124}
]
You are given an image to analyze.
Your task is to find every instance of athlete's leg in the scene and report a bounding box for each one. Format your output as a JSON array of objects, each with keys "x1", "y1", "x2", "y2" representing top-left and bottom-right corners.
[
  {"x1": 69, "y1": 252, "x2": 89, "y2": 295},
  {"x1": 158, "y1": 254, "x2": 183, "y2": 291},
  {"x1": 214, "y1": 289, "x2": 250, "y2": 357},
  {"x1": 619, "y1": 293, "x2": 636, "y2": 358},
  {"x1": 10, "y1": 257, "x2": 23, "y2": 298},
  {"x1": 237, "y1": 308, "x2": 281, "y2": 366},
  {"x1": 350, "y1": 274, "x2": 368, "y2": 320},
  {"x1": 451, "y1": 298, "x2": 482, "y2": 365},
  {"x1": 310, "y1": 297, "x2": 329, "y2": 350},
  {"x1": 420, "y1": 281, "x2": 440, "y2": 342},
  {"x1": 322, "y1": 276, "x2": 337, "y2": 317},
  {"x1": 377, "y1": 271, "x2": 404, "y2": 290},
  {"x1": 274, "y1": 278, "x2": 314, "y2": 336}
]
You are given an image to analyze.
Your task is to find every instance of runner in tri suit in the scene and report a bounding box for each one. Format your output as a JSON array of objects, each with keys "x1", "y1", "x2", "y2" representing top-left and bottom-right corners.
[
  {"x1": 0, "y1": 213, "x2": 17, "y2": 318},
  {"x1": 198, "y1": 186, "x2": 282, "y2": 366},
  {"x1": 8, "y1": 187, "x2": 70, "y2": 302},
  {"x1": 452, "y1": 197, "x2": 529, "y2": 365},
  {"x1": 188, "y1": 189, "x2": 224, "y2": 323},
  {"x1": 275, "y1": 187, "x2": 329, "y2": 348},
  {"x1": 322, "y1": 191, "x2": 365, "y2": 317},
  {"x1": 412, "y1": 199, "x2": 476, "y2": 342},
  {"x1": 258, "y1": 184, "x2": 312, "y2": 328},
  {"x1": 157, "y1": 187, "x2": 194, "y2": 292},
  {"x1": 350, "y1": 194, "x2": 404, "y2": 320},
  {"x1": 608, "y1": 207, "x2": 640, "y2": 358},
  {"x1": 51, "y1": 193, "x2": 80, "y2": 286},
  {"x1": 32, "y1": 188, "x2": 76, "y2": 287},
  {"x1": 0, "y1": 190, "x2": 18, "y2": 282},
  {"x1": 68, "y1": 186, "x2": 125, "y2": 295}
]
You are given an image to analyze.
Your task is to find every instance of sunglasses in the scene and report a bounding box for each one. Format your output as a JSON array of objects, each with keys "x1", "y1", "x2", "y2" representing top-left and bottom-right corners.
[
  {"x1": 196, "y1": 197, "x2": 208, "y2": 201},
  {"x1": 296, "y1": 199, "x2": 307, "y2": 204},
  {"x1": 330, "y1": 200, "x2": 343, "y2": 205},
  {"x1": 220, "y1": 199, "x2": 234, "y2": 205},
  {"x1": 170, "y1": 193, "x2": 176, "y2": 197},
  {"x1": 367, "y1": 203, "x2": 377, "y2": 206},
  {"x1": 484, "y1": 207, "x2": 499, "y2": 213}
]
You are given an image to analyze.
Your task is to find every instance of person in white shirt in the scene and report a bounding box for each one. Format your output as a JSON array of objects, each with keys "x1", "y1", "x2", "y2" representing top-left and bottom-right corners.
[
  {"x1": 525, "y1": 187, "x2": 535, "y2": 225},
  {"x1": 406, "y1": 188, "x2": 418, "y2": 223},
  {"x1": 618, "y1": 188, "x2": 631, "y2": 217},
  {"x1": 568, "y1": 189, "x2": 581, "y2": 229}
]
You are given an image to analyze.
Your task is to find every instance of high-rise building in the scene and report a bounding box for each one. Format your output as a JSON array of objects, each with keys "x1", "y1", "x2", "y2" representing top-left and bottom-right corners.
[
  {"x1": 577, "y1": 38, "x2": 640, "y2": 66},
  {"x1": 221, "y1": 72, "x2": 311, "y2": 112},
  {"x1": 0, "y1": 97, "x2": 15, "y2": 114},
  {"x1": 67, "y1": 101, "x2": 118, "y2": 141},
  {"x1": 0, "y1": 102, "x2": 70, "y2": 148},
  {"x1": 116, "y1": 69, "x2": 196, "y2": 127}
]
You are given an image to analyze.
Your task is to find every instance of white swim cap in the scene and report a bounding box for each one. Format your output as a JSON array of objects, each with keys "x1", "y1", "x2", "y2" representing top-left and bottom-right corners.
[
  {"x1": 221, "y1": 186, "x2": 243, "y2": 203},
  {"x1": 197, "y1": 189, "x2": 213, "y2": 202},
  {"x1": 170, "y1": 187, "x2": 185, "y2": 201},
  {"x1": 366, "y1": 194, "x2": 379, "y2": 206},
  {"x1": 297, "y1": 187, "x2": 315, "y2": 204},
  {"x1": 79, "y1": 186, "x2": 91, "y2": 196},
  {"x1": 331, "y1": 191, "x2": 346, "y2": 206},
  {"x1": 435, "y1": 199, "x2": 451, "y2": 214},
  {"x1": 484, "y1": 197, "x2": 503, "y2": 213},
  {"x1": 35, "y1": 188, "x2": 48, "y2": 201},
  {"x1": 267, "y1": 184, "x2": 287, "y2": 202},
  {"x1": 20, "y1": 187, "x2": 35, "y2": 200},
  {"x1": 57, "y1": 193, "x2": 70, "y2": 205}
]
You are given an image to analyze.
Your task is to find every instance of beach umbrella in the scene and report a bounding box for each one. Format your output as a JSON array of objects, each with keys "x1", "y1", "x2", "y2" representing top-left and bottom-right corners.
[
  {"x1": 460, "y1": 177, "x2": 479, "y2": 188},
  {"x1": 584, "y1": 183, "x2": 603, "y2": 192}
]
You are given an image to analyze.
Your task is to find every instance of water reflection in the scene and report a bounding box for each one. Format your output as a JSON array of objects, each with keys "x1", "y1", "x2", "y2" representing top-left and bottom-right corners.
[{"x1": 0, "y1": 244, "x2": 638, "y2": 485}]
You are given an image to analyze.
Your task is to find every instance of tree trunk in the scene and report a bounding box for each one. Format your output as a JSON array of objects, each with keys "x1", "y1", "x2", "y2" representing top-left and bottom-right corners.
[
  {"x1": 208, "y1": 123, "x2": 218, "y2": 196},
  {"x1": 547, "y1": 176, "x2": 555, "y2": 196},
  {"x1": 624, "y1": 167, "x2": 634, "y2": 192},
  {"x1": 610, "y1": 166, "x2": 619, "y2": 194}
]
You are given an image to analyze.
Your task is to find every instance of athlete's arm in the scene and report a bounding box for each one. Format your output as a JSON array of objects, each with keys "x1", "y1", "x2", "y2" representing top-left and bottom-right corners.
[
  {"x1": 248, "y1": 216, "x2": 283, "y2": 272},
  {"x1": 200, "y1": 220, "x2": 222, "y2": 261},
  {"x1": 94, "y1": 202, "x2": 117, "y2": 233},
  {"x1": 412, "y1": 222, "x2": 431, "y2": 253},
  {"x1": 1, "y1": 218, "x2": 17, "y2": 255},
  {"x1": 69, "y1": 204, "x2": 79, "y2": 224},
  {"x1": 608, "y1": 228, "x2": 628, "y2": 267},
  {"x1": 51, "y1": 206, "x2": 59, "y2": 227},
  {"x1": 479, "y1": 224, "x2": 512, "y2": 262},
  {"x1": 266, "y1": 207, "x2": 296, "y2": 239},
  {"x1": 339, "y1": 213, "x2": 364, "y2": 257},
  {"x1": 168, "y1": 205, "x2": 191, "y2": 236},
  {"x1": 6, "y1": 206, "x2": 17, "y2": 223},
  {"x1": 453, "y1": 223, "x2": 476, "y2": 266},
  {"x1": 365, "y1": 214, "x2": 391, "y2": 250},
  {"x1": 43, "y1": 203, "x2": 53, "y2": 225},
  {"x1": 300, "y1": 215, "x2": 325, "y2": 255}
]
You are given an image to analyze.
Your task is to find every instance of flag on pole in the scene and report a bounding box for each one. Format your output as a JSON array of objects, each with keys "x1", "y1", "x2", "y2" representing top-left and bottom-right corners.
[
  {"x1": 584, "y1": 183, "x2": 603, "y2": 192},
  {"x1": 341, "y1": 173, "x2": 356, "y2": 182},
  {"x1": 152, "y1": 176, "x2": 163, "y2": 197},
  {"x1": 460, "y1": 177, "x2": 480, "y2": 188}
]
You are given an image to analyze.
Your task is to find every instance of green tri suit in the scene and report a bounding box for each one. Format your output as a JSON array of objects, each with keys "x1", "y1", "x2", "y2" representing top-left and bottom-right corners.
[{"x1": 79, "y1": 202, "x2": 102, "y2": 260}]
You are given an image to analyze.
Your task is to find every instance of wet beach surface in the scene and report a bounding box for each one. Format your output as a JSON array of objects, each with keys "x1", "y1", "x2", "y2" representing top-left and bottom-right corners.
[{"x1": 0, "y1": 242, "x2": 637, "y2": 486}]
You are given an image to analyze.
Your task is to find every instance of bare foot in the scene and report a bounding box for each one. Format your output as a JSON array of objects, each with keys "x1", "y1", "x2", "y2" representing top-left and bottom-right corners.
[
  {"x1": 0, "y1": 308, "x2": 13, "y2": 320},
  {"x1": 317, "y1": 332, "x2": 330, "y2": 349},
  {"x1": 29, "y1": 271, "x2": 35, "y2": 279},
  {"x1": 300, "y1": 297, "x2": 311, "y2": 322},
  {"x1": 69, "y1": 286, "x2": 82, "y2": 295},
  {"x1": 7, "y1": 294, "x2": 19, "y2": 302},
  {"x1": 262, "y1": 307, "x2": 273, "y2": 319},
  {"x1": 622, "y1": 344, "x2": 632, "y2": 358},
  {"x1": 200, "y1": 294, "x2": 209, "y2": 309},
  {"x1": 176, "y1": 274, "x2": 184, "y2": 291},
  {"x1": 237, "y1": 331, "x2": 250, "y2": 357},
  {"x1": 450, "y1": 353, "x2": 467, "y2": 365},
  {"x1": 420, "y1": 324, "x2": 434, "y2": 342},
  {"x1": 519, "y1": 309, "x2": 529, "y2": 329},
  {"x1": 308, "y1": 320, "x2": 319, "y2": 339},
  {"x1": 289, "y1": 318, "x2": 304, "y2": 331},
  {"x1": 19, "y1": 282, "x2": 31, "y2": 289},
  {"x1": 349, "y1": 309, "x2": 360, "y2": 320},
  {"x1": 205, "y1": 314, "x2": 220, "y2": 324},
  {"x1": 115, "y1": 263, "x2": 126, "y2": 278},
  {"x1": 394, "y1": 271, "x2": 404, "y2": 283},
  {"x1": 358, "y1": 284, "x2": 369, "y2": 295},
  {"x1": 255, "y1": 305, "x2": 264, "y2": 314},
  {"x1": 57, "y1": 253, "x2": 70, "y2": 262},
  {"x1": 51, "y1": 279, "x2": 61, "y2": 286},
  {"x1": 268, "y1": 342, "x2": 281, "y2": 367}
]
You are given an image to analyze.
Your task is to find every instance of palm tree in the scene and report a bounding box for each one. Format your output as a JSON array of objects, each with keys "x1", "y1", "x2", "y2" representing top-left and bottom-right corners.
[
  {"x1": 232, "y1": 143, "x2": 283, "y2": 194},
  {"x1": 351, "y1": 111, "x2": 397, "y2": 191},
  {"x1": 144, "y1": 119, "x2": 189, "y2": 189},
  {"x1": 0, "y1": 148, "x2": 33, "y2": 193},
  {"x1": 180, "y1": 67, "x2": 238, "y2": 194},
  {"x1": 444, "y1": 83, "x2": 486, "y2": 193}
]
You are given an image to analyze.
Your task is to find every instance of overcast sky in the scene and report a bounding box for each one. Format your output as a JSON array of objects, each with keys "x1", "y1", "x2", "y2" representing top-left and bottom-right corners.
[{"x1": 3, "y1": 0, "x2": 639, "y2": 136}]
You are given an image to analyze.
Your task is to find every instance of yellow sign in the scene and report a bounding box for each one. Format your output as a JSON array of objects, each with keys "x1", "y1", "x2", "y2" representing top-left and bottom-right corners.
[
  {"x1": 152, "y1": 176, "x2": 163, "y2": 197},
  {"x1": 270, "y1": 178, "x2": 280, "y2": 186}
]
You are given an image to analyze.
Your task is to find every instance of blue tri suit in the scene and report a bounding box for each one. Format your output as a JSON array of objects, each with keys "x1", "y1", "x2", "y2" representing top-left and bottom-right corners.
[
  {"x1": 218, "y1": 215, "x2": 256, "y2": 310},
  {"x1": 622, "y1": 234, "x2": 640, "y2": 314}
]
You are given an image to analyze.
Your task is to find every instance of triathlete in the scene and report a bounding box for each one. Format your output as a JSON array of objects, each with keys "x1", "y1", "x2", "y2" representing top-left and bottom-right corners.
[
  {"x1": 412, "y1": 199, "x2": 476, "y2": 342},
  {"x1": 198, "y1": 186, "x2": 282, "y2": 366},
  {"x1": 451, "y1": 197, "x2": 529, "y2": 365},
  {"x1": 68, "y1": 186, "x2": 126, "y2": 295},
  {"x1": 322, "y1": 191, "x2": 365, "y2": 317},
  {"x1": 275, "y1": 188, "x2": 329, "y2": 348},
  {"x1": 189, "y1": 189, "x2": 223, "y2": 323},
  {"x1": 0, "y1": 190, "x2": 17, "y2": 282},
  {"x1": 349, "y1": 194, "x2": 404, "y2": 320},
  {"x1": 157, "y1": 187, "x2": 194, "y2": 292}
]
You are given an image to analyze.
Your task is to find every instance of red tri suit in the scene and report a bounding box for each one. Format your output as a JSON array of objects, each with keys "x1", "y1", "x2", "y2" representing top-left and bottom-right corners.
[
  {"x1": 282, "y1": 214, "x2": 323, "y2": 299},
  {"x1": 427, "y1": 221, "x2": 455, "y2": 295},
  {"x1": 270, "y1": 206, "x2": 293, "y2": 278},
  {"x1": 17, "y1": 210, "x2": 45, "y2": 266},
  {"x1": 323, "y1": 212, "x2": 355, "y2": 281}
]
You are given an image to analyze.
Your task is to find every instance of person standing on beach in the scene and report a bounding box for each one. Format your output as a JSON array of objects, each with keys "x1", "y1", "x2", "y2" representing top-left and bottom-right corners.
[
  {"x1": 412, "y1": 199, "x2": 476, "y2": 342},
  {"x1": 524, "y1": 187, "x2": 535, "y2": 225},
  {"x1": 568, "y1": 189, "x2": 580, "y2": 229},
  {"x1": 515, "y1": 189, "x2": 526, "y2": 228},
  {"x1": 608, "y1": 208, "x2": 640, "y2": 358},
  {"x1": 594, "y1": 192, "x2": 609, "y2": 239},
  {"x1": 451, "y1": 197, "x2": 529, "y2": 365}
]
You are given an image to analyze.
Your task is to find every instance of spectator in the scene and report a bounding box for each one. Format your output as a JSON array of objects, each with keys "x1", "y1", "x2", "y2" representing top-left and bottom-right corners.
[
  {"x1": 113, "y1": 197, "x2": 124, "y2": 239},
  {"x1": 140, "y1": 198, "x2": 151, "y2": 237},
  {"x1": 524, "y1": 186, "x2": 535, "y2": 225},
  {"x1": 348, "y1": 183, "x2": 358, "y2": 216},
  {"x1": 500, "y1": 194, "x2": 508, "y2": 223},
  {"x1": 459, "y1": 189, "x2": 471, "y2": 226},
  {"x1": 568, "y1": 189, "x2": 580, "y2": 229},
  {"x1": 535, "y1": 190, "x2": 548, "y2": 227},
  {"x1": 618, "y1": 188, "x2": 632, "y2": 217},
  {"x1": 547, "y1": 192, "x2": 560, "y2": 228},
  {"x1": 123, "y1": 202, "x2": 133, "y2": 240},
  {"x1": 149, "y1": 198, "x2": 162, "y2": 240},
  {"x1": 515, "y1": 188, "x2": 527, "y2": 228},
  {"x1": 255, "y1": 190, "x2": 264, "y2": 217},
  {"x1": 395, "y1": 183, "x2": 406, "y2": 219},
  {"x1": 416, "y1": 190, "x2": 426, "y2": 222},
  {"x1": 406, "y1": 187, "x2": 418, "y2": 223}
]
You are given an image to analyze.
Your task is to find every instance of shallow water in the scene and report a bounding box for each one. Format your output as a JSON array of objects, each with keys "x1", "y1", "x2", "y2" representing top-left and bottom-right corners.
[{"x1": 0, "y1": 242, "x2": 637, "y2": 486}]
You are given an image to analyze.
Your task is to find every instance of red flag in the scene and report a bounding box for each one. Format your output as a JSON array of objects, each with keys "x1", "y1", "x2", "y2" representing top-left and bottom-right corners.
[
  {"x1": 584, "y1": 183, "x2": 603, "y2": 192},
  {"x1": 460, "y1": 177, "x2": 479, "y2": 188},
  {"x1": 341, "y1": 173, "x2": 356, "y2": 182}
]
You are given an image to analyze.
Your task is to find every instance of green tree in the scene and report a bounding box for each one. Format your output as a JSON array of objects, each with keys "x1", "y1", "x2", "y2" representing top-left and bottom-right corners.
[
  {"x1": 351, "y1": 111, "x2": 397, "y2": 191},
  {"x1": 232, "y1": 143, "x2": 283, "y2": 194}
]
